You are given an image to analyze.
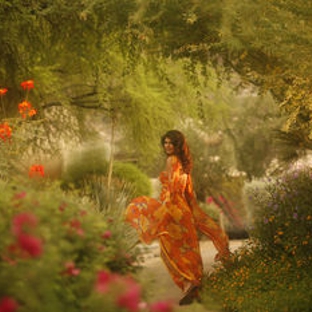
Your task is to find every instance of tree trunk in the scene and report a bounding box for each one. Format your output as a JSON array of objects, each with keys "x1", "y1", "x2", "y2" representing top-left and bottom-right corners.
[{"x1": 107, "y1": 115, "x2": 116, "y2": 202}]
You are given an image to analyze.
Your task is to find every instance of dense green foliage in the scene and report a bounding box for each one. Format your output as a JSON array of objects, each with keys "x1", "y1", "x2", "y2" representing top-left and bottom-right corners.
[
  {"x1": 61, "y1": 146, "x2": 152, "y2": 198},
  {"x1": 0, "y1": 179, "x2": 145, "y2": 312},
  {"x1": 133, "y1": 0, "x2": 312, "y2": 152}
]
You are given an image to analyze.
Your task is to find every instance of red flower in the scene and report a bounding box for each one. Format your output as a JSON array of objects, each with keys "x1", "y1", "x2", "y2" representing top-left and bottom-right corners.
[
  {"x1": 0, "y1": 297, "x2": 18, "y2": 312},
  {"x1": 20, "y1": 80, "x2": 34, "y2": 90},
  {"x1": 28, "y1": 164, "x2": 44, "y2": 178},
  {"x1": 101, "y1": 230, "x2": 112, "y2": 239},
  {"x1": 116, "y1": 277, "x2": 141, "y2": 312},
  {"x1": 79, "y1": 210, "x2": 87, "y2": 217},
  {"x1": 0, "y1": 123, "x2": 12, "y2": 142},
  {"x1": 95, "y1": 270, "x2": 116, "y2": 293},
  {"x1": 62, "y1": 261, "x2": 81, "y2": 276},
  {"x1": 68, "y1": 219, "x2": 85, "y2": 236},
  {"x1": 17, "y1": 233, "x2": 43, "y2": 257},
  {"x1": 0, "y1": 88, "x2": 8, "y2": 96},
  {"x1": 149, "y1": 301, "x2": 174, "y2": 312},
  {"x1": 59, "y1": 202, "x2": 67, "y2": 212},
  {"x1": 12, "y1": 212, "x2": 38, "y2": 236},
  {"x1": 13, "y1": 191, "x2": 27, "y2": 200}
]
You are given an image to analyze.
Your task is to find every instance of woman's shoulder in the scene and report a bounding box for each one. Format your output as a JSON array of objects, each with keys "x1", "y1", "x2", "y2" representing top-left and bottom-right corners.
[
  {"x1": 166, "y1": 155, "x2": 181, "y2": 170},
  {"x1": 166, "y1": 155, "x2": 179, "y2": 164}
]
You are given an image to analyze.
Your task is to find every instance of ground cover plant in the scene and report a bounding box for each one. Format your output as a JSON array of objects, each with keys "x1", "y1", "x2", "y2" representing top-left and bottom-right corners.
[{"x1": 202, "y1": 168, "x2": 312, "y2": 312}]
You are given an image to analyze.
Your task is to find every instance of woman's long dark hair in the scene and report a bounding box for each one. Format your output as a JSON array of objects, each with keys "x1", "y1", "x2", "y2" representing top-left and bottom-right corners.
[{"x1": 161, "y1": 130, "x2": 193, "y2": 174}]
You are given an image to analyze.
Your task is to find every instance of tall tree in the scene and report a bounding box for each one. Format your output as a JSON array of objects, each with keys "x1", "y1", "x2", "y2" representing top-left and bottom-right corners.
[{"x1": 133, "y1": 0, "x2": 312, "y2": 150}]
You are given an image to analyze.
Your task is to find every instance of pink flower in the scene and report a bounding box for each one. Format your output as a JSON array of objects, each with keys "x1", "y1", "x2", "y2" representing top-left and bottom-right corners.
[
  {"x1": 206, "y1": 196, "x2": 214, "y2": 204},
  {"x1": 80, "y1": 210, "x2": 87, "y2": 217},
  {"x1": 149, "y1": 301, "x2": 174, "y2": 312},
  {"x1": 101, "y1": 230, "x2": 112, "y2": 239},
  {"x1": 95, "y1": 270, "x2": 116, "y2": 293},
  {"x1": 13, "y1": 192, "x2": 27, "y2": 200},
  {"x1": 62, "y1": 261, "x2": 81, "y2": 276},
  {"x1": 69, "y1": 219, "x2": 85, "y2": 236},
  {"x1": 116, "y1": 277, "x2": 141, "y2": 312},
  {"x1": 12, "y1": 212, "x2": 38, "y2": 236},
  {"x1": 0, "y1": 297, "x2": 18, "y2": 312},
  {"x1": 17, "y1": 233, "x2": 43, "y2": 257},
  {"x1": 59, "y1": 202, "x2": 67, "y2": 212}
]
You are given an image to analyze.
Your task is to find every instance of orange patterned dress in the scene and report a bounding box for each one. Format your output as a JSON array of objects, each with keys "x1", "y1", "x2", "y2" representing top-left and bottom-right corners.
[{"x1": 125, "y1": 155, "x2": 229, "y2": 290}]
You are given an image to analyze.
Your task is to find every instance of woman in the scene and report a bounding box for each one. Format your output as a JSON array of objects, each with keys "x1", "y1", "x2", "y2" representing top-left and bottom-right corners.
[{"x1": 125, "y1": 130, "x2": 230, "y2": 305}]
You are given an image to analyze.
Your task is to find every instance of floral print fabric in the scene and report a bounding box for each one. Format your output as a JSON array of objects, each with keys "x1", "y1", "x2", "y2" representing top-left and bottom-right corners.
[{"x1": 125, "y1": 155, "x2": 229, "y2": 290}]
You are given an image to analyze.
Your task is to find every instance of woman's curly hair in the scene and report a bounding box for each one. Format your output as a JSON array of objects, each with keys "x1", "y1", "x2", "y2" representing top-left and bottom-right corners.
[{"x1": 161, "y1": 130, "x2": 193, "y2": 174}]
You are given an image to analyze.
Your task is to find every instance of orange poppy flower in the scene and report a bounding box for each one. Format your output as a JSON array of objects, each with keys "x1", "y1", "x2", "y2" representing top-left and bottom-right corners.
[
  {"x1": 28, "y1": 164, "x2": 44, "y2": 178},
  {"x1": 28, "y1": 108, "x2": 37, "y2": 117},
  {"x1": 0, "y1": 88, "x2": 8, "y2": 96},
  {"x1": 18, "y1": 101, "x2": 36, "y2": 119},
  {"x1": 20, "y1": 80, "x2": 34, "y2": 90},
  {"x1": 0, "y1": 122, "x2": 12, "y2": 142}
]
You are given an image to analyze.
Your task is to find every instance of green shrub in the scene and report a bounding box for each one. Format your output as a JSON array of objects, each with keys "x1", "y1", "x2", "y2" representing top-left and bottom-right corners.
[
  {"x1": 203, "y1": 168, "x2": 312, "y2": 312},
  {"x1": 113, "y1": 162, "x2": 152, "y2": 198},
  {"x1": 62, "y1": 148, "x2": 152, "y2": 199},
  {"x1": 62, "y1": 146, "x2": 108, "y2": 188}
]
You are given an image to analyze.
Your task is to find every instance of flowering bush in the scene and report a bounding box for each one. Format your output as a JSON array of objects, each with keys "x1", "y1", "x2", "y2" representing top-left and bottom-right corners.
[
  {"x1": 203, "y1": 168, "x2": 312, "y2": 312},
  {"x1": 0, "y1": 79, "x2": 175, "y2": 312},
  {"x1": 0, "y1": 179, "x2": 176, "y2": 312},
  {"x1": 251, "y1": 169, "x2": 312, "y2": 260},
  {"x1": 0, "y1": 180, "x2": 173, "y2": 312}
]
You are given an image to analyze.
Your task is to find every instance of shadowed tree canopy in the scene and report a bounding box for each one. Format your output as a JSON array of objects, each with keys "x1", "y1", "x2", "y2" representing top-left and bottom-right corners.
[{"x1": 132, "y1": 0, "x2": 312, "y2": 148}]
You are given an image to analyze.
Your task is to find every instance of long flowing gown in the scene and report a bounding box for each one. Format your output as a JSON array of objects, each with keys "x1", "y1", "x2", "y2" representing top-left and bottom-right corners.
[{"x1": 125, "y1": 155, "x2": 229, "y2": 290}]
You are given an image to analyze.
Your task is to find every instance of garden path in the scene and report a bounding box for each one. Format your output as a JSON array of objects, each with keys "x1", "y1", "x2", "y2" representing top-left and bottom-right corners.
[{"x1": 138, "y1": 239, "x2": 244, "y2": 312}]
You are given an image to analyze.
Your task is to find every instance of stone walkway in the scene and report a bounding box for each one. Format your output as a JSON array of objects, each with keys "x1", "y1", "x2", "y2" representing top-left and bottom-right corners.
[{"x1": 138, "y1": 239, "x2": 245, "y2": 312}]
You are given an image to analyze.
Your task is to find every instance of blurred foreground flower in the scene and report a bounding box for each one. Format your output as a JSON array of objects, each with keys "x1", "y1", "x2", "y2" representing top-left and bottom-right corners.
[
  {"x1": 0, "y1": 296, "x2": 18, "y2": 312},
  {"x1": 101, "y1": 230, "x2": 112, "y2": 239},
  {"x1": 149, "y1": 300, "x2": 174, "y2": 312},
  {"x1": 0, "y1": 123, "x2": 12, "y2": 142},
  {"x1": 116, "y1": 277, "x2": 141, "y2": 312},
  {"x1": 0, "y1": 88, "x2": 8, "y2": 96},
  {"x1": 95, "y1": 270, "x2": 142, "y2": 312},
  {"x1": 62, "y1": 261, "x2": 81, "y2": 276},
  {"x1": 10, "y1": 212, "x2": 43, "y2": 258},
  {"x1": 95, "y1": 270, "x2": 116, "y2": 293},
  {"x1": 68, "y1": 218, "x2": 85, "y2": 236},
  {"x1": 12, "y1": 212, "x2": 38, "y2": 236},
  {"x1": 28, "y1": 164, "x2": 44, "y2": 178},
  {"x1": 17, "y1": 233, "x2": 43, "y2": 257}
]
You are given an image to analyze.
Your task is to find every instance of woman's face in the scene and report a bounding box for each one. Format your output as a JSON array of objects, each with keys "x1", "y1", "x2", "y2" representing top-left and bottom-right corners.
[{"x1": 163, "y1": 137, "x2": 175, "y2": 156}]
